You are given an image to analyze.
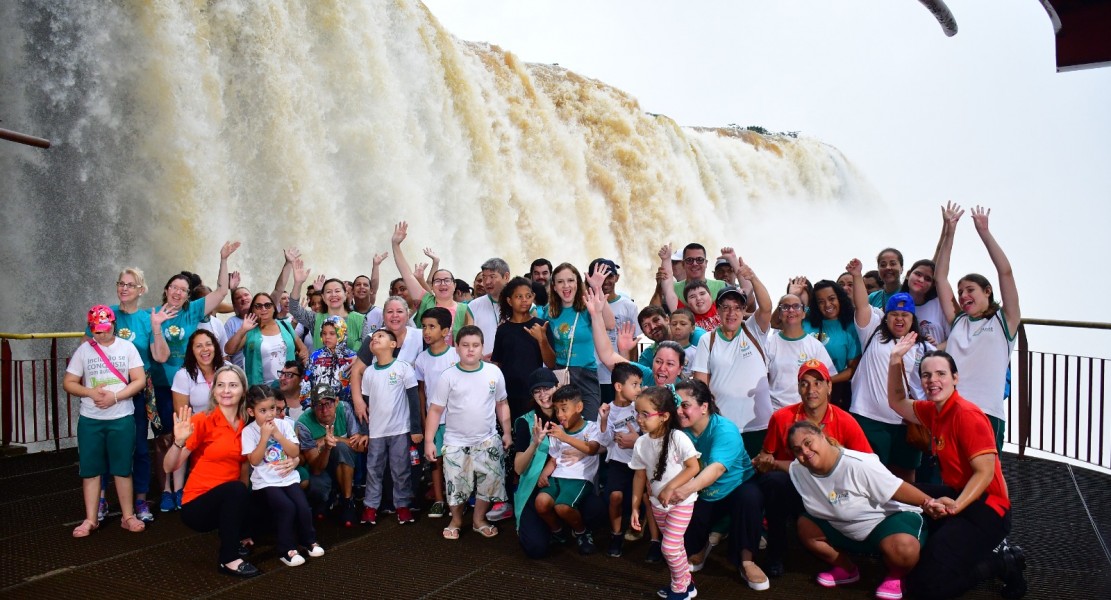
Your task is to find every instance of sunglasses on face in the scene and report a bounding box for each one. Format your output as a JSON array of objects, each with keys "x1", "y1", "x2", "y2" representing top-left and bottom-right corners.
[{"x1": 254, "y1": 302, "x2": 274, "y2": 310}]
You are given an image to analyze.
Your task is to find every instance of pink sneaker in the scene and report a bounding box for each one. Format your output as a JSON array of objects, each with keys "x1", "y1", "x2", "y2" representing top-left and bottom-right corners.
[
  {"x1": 816, "y1": 565, "x2": 860, "y2": 588},
  {"x1": 875, "y1": 576, "x2": 902, "y2": 599}
]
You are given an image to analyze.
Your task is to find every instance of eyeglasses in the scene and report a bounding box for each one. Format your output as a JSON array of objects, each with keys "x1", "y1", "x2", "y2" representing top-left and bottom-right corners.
[
  {"x1": 277, "y1": 370, "x2": 300, "y2": 379},
  {"x1": 253, "y1": 302, "x2": 274, "y2": 310},
  {"x1": 779, "y1": 304, "x2": 804, "y2": 312},
  {"x1": 637, "y1": 411, "x2": 667, "y2": 419},
  {"x1": 432, "y1": 278, "x2": 454, "y2": 286},
  {"x1": 116, "y1": 282, "x2": 140, "y2": 290},
  {"x1": 167, "y1": 286, "x2": 190, "y2": 294},
  {"x1": 683, "y1": 257, "x2": 706, "y2": 265},
  {"x1": 532, "y1": 386, "x2": 555, "y2": 397}
]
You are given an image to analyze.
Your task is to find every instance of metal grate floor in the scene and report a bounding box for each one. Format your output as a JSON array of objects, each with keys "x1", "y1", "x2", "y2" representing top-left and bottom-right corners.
[{"x1": 1, "y1": 450, "x2": 1108, "y2": 599}]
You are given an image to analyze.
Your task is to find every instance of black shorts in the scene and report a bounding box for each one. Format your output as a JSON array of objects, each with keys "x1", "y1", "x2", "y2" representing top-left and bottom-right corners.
[{"x1": 605, "y1": 460, "x2": 635, "y2": 496}]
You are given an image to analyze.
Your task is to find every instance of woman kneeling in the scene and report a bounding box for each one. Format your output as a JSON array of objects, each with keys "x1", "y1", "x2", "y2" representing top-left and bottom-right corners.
[{"x1": 789, "y1": 421, "x2": 935, "y2": 599}]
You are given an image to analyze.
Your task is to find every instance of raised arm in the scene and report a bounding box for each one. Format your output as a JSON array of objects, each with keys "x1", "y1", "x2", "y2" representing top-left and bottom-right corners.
[
  {"x1": 658, "y1": 244, "x2": 679, "y2": 311},
  {"x1": 972, "y1": 206, "x2": 1020, "y2": 334},
  {"x1": 886, "y1": 332, "x2": 921, "y2": 424},
  {"x1": 727, "y1": 250, "x2": 771, "y2": 331},
  {"x1": 149, "y1": 304, "x2": 178, "y2": 363},
  {"x1": 847, "y1": 258, "x2": 872, "y2": 328},
  {"x1": 390, "y1": 222, "x2": 431, "y2": 303},
  {"x1": 224, "y1": 313, "x2": 257, "y2": 356},
  {"x1": 422, "y1": 247, "x2": 440, "y2": 288},
  {"x1": 203, "y1": 241, "x2": 240, "y2": 315},
  {"x1": 585, "y1": 287, "x2": 627, "y2": 372},
  {"x1": 272, "y1": 247, "x2": 300, "y2": 302},
  {"x1": 369, "y1": 252, "x2": 388, "y2": 306},
  {"x1": 933, "y1": 202, "x2": 963, "y2": 325},
  {"x1": 585, "y1": 264, "x2": 616, "y2": 330}
]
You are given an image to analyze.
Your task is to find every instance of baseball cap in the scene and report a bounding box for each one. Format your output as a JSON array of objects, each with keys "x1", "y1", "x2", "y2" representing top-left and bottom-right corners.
[
  {"x1": 715, "y1": 285, "x2": 747, "y2": 307},
  {"x1": 797, "y1": 359, "x2": 831, "y2": 382},
  {"x1": 311, "y1": 384, "x2": 338, "y2": 404},
  {"x1": 528, "y1": 367, "x2": 559, "y2": 392},
  {"x1": 87, "y1": 305, "x2": 115, "y2": 333},
  {"x1": 885, "y1": 292, "x2": 916, "y2": 315},
  {"x1": 588, "y1": 258, "x2": 620, "y2": 276},
  {"x1": 715, "y1": 257, "x2": 730, "y2": 268}
]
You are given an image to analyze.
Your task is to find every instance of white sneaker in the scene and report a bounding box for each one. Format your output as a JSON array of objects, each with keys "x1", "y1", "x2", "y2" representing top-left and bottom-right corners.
[
  {"x1": 281, "y1": 551, "x2": 305, "y2": 567},
  {"x1": 307, "y1": 544, "x2": 325, "y2": 558},
  {"x1": 486, "y1": 501, "x2": 513, "y2": 522}
]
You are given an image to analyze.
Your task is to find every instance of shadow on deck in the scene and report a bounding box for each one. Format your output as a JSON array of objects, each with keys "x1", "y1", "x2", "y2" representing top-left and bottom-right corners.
[{"x1": 0, "y1": 451, "x2": 1108, "y2": 599}]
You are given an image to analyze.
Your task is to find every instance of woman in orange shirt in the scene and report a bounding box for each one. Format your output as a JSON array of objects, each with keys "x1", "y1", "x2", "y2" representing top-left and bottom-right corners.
[{"x1": 164, "y1": 365, "x2": 294, "y2": 577}]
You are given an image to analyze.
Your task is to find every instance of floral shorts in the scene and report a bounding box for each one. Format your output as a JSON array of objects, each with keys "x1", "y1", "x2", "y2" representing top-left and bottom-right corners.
[{"x1": 442, "y1": 435, "x2": 506, "y2": 507}]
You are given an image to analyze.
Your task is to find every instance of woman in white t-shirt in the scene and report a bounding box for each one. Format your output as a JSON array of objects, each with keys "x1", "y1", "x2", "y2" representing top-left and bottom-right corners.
[
  {"x1": 64, "y1": 305, "x2": 149, "y2": 537},
  {"x1": 933, "y1": 203, "x2": 1021, "y2": 450},
  {"x1": 765, "y1": 293, "x2": 837, "y2": 410},
  {"x1": 788, "y1": 421, "x2": 938, "y2": 600}
]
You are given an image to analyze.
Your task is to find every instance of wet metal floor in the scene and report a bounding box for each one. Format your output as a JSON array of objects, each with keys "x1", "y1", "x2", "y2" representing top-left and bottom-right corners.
[{"x1": 1, "y1": 450, "x2": 1108, "y2": 599}]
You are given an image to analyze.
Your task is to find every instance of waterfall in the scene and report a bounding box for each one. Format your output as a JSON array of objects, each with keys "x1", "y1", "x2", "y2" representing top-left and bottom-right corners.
[{"x1": 0, "y1": 0, "x2": 878, "y2": 334}]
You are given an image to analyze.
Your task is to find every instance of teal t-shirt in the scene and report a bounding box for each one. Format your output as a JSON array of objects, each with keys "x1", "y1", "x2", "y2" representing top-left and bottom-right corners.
[
  {"x1": 868, "y1": 289, "x2": 897, "y2": 310},
  {"x1": 150, "y1": 300, "x2": 206, "y2": 387},
  {"x1": 545, "y1": 307, "x2": 596, "y2": 370},
  {"x1": 803, "y1": 318, "x2": 861, "y2": 372},
  {"x1": 685, "y1": 414, "x2": 753, "y2": 501}
]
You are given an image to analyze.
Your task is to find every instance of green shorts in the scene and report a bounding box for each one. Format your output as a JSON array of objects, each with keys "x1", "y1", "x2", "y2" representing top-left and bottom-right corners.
[
  {"x1": 854, "y1": 414, "x2": 922, "y2": 470},
  {"x1": 987, "y1": 415, "x2": 1005, "y2": 454},
  {"x1": 433, "y1": 423, "x2": 446, "y2": 457},
  {"x1": 803, "y1": 510, "x2": 927, "y2": 555},
  {"x1": 77, "y1": 415, "x2": 136, "y2": 478},
  {"x1": 538, "y1": 477, "x2": 592, "y2": 509}
]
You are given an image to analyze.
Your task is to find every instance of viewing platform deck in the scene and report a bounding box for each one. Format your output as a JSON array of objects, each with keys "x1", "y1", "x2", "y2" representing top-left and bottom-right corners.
[{"x1": 1, "y1": 449, "x2": 1107, "y2": 599}]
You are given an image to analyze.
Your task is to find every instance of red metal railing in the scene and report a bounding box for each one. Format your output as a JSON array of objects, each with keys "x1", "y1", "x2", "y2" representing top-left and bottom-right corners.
[{"x1": 1, "y1": 334, "x2": 84, "y2": 451}]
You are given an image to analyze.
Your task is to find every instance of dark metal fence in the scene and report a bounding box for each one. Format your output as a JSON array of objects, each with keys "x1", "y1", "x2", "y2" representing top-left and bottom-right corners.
[{"x1": 1, "y1": 334, "x2": 84, "y2": 451}]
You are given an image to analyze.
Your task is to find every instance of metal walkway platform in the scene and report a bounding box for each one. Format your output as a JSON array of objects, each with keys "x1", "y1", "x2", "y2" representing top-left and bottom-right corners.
[{"x1": 1, "y1": 451, "x2": 1108, "y2": 599}]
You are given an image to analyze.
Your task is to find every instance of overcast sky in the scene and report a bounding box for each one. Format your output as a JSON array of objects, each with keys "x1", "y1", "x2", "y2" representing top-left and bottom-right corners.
[{"x1": 423, "y1": 0, "x2": 1110, "y2": 349}]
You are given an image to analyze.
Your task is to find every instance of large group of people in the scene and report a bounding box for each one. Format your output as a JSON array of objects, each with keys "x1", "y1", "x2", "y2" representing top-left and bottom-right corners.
[{"x1": 68, "y1": 205, "x2": 1027, "y2": 599}]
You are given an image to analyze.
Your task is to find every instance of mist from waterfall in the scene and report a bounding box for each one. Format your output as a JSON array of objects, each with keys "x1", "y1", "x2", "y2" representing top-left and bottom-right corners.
[{"x1": 0, "y1": 0, "x2": 879, "y2": 335}]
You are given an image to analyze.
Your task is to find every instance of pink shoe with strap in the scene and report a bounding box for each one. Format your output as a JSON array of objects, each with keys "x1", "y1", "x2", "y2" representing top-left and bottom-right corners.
[
  {"x1": 816, "y1": 565, "x2": 860, "y2": 588},
  {"x1": 875, "y1": 576, "x2": 903, "y2": 599}
]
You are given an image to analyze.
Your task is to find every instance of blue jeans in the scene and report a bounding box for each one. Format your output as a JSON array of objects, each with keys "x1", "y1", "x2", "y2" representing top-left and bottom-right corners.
[{"x1": 101, "y1": 392, "x2": 151, "y2": 498}]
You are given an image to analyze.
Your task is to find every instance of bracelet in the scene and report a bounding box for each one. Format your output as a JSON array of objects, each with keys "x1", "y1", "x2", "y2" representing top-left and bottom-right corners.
[{"x1": 113, "y1": 392, "x2": 118, "y2": 405}]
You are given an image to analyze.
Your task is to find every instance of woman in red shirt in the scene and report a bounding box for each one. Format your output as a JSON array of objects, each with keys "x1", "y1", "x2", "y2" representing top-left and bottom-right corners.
[
  {"x1": 887, "y1": 334, "x2": 1026, "y2": 599},
  {"x1": 164, "y1": 365, "x2": 293, "y2": 577}
]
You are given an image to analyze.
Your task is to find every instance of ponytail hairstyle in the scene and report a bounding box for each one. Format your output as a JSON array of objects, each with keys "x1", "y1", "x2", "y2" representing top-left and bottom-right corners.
[
  {"x1": 957, "y1": 273, "x2": 1001, "y2": 318},
  {"x1": 638, "y1": 387, "x2": 681, "y2": 483},
  {"x1": 673, "y1": 378, "x2": 718, "y2": 416},
  {"x1": 246, "y1": 384, "x2": 277, "y2": 410}
]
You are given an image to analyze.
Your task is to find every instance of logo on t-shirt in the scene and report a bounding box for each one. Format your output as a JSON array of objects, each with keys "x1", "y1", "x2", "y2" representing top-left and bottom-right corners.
[
  {"x1": 934, "y1": 434, "x2": 945, "y2": 452},
  {"x1": 264, "y1": 437, "x2": 287, "y2": 463},
  {"x1": 488, "y1": 379, "x2": 497, "y2": 395},
  {"x1": 117, "y1": 328, "x2": 134, "y2": 341},
  {"x1": 387, "y1": 371, "x2": 400, "y2": 386},
  {"x1": 165, "y1": 325, "x2": 185, "y2": 342},
  {"x1": 827, "y1": 490, "x2": 849, "y2": 506}
]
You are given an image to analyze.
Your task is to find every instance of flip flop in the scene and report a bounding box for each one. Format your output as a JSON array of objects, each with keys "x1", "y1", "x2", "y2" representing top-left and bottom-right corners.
[
  {"x1": 442, "y1": 526, "x2": 461, "y2": 540},
  {"x1": 472, "y1": 523, "x2": 498, "y2": 538}
]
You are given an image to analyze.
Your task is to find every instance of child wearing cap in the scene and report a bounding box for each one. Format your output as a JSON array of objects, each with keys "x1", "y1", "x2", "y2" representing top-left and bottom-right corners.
[
  {"x1": 846, "y1": 260, "x2": 934, "y2": 481},
  {"x1": 63, "y1": 305, "x2": 149, "y2": 537}
]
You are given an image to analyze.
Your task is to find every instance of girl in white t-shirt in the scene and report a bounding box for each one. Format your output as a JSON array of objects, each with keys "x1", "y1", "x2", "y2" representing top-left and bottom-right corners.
[
  {"x1": 629, "y1": 387, "x2": 702, "y2": 600},
  {"x1": 242, "y1": 385, "x2": 323, "y2": 567}
]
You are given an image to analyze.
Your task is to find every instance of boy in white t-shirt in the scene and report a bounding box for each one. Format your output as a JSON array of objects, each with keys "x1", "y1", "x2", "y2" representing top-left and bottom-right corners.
[
  {"x1": 413, "y1": 307, "x2": 459, "y2": 519},
  {"x1": 600, "y1": 362, "x2": 643, "y2": 557},
  {"x1": 424, "y1": 326, "x2": 511, "y2": 540},
  {"x1": 535, "y1": 385, "x2": 604, "y2": 555},
  {"x1": 359, "y1": 330, "x2": 421, "y2": 527},
  {"x1": 63, "y1": 305, "x2": 149, "y2": 537}
]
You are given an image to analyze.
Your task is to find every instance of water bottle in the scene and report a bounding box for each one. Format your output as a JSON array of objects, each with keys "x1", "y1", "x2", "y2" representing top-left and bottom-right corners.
[{"x1": 409, "y1": 444, "x2": 420, "y2": 466}]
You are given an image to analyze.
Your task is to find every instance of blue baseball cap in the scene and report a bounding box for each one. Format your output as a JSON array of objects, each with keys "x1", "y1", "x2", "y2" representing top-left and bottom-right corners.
[{"x1": 885, "y1": 292, "x2": 916, "y2": 315}]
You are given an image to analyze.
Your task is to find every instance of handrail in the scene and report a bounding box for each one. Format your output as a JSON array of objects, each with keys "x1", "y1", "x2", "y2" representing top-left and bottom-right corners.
[
  {"x1": 0, "y1": 332, "x2": 84, "y2": 340},
  {"x1": 1020, "y1": 318, "x2": 1111, "y2": 331}
]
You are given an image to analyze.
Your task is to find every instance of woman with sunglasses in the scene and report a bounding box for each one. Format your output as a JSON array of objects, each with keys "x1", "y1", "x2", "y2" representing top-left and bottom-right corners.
[
  {"x1": 274, "y1": 248, "x2": 370, "y2": 354},
  {"x1": 225, "y1": 293, "x2": 308, "y2": 387}
]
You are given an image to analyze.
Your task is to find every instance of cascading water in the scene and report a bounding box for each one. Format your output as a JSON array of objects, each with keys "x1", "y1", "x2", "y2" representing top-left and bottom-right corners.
[{"x1": 0, "y1": 0, "x2": 879, "y2": 334}]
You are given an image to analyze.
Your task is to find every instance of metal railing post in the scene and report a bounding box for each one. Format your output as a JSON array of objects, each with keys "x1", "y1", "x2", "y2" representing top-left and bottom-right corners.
[
  {"x1": 2, "y1": 340, "x2": 11, "y2": 446},
  {"x1": 50, "y1": 339, "x2": 60, "y2": 452},
  {"x1": 1017, "y1": 323, "x2": 1030, "y2": 459}
]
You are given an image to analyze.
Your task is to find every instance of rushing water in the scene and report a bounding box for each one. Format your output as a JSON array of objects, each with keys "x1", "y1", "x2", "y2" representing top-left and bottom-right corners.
[{"x1": 0, "y1": 0, "x2": 878, "y2": 334}]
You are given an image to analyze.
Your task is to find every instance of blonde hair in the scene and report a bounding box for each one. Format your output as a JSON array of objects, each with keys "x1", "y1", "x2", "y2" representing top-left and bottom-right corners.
[
  {"x1": 119, "y1": 267, "x2": 147, "y2": 292},
  {"x1": 207, "y1": 365, "x2": 249, "y2": 423}
]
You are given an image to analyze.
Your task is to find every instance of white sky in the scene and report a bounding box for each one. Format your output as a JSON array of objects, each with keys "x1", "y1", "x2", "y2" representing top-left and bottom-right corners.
[{"x1": 423, "y1": 0, "x2": 1111, "y2": 353}]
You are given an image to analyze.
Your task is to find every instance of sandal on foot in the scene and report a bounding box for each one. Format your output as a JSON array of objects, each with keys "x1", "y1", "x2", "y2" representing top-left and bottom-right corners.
[
  {"x1": 442, "y1": 526, "x2": 461, "y2": 540},
  {"x1": 73, "y1": 519, "x2": 98, "y2": 538},
  {"x1": 472, "y1": 523, "x2": 498, "y2": 538},
  {"x1": 121, "y1": 514, "x2": 146, "y2": 533}
]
